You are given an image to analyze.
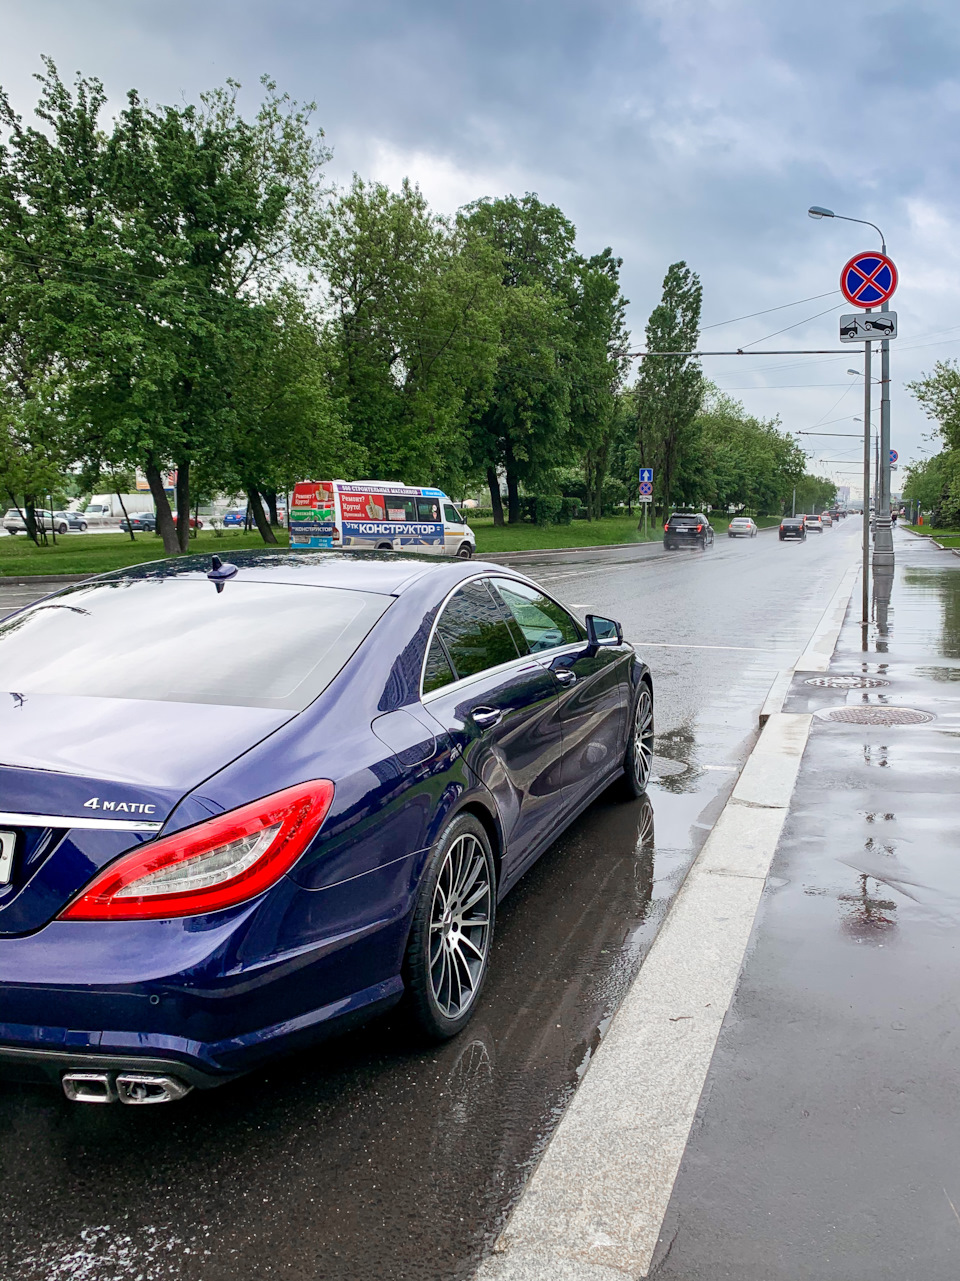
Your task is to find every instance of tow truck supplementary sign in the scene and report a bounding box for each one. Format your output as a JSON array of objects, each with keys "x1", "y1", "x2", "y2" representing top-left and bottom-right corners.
[
  {"x1": 840, "y1": 251, "x2": 898, "y2": 308},
  {"x1": 839, "y1": 312, "x2": 897, "y2": 342}
]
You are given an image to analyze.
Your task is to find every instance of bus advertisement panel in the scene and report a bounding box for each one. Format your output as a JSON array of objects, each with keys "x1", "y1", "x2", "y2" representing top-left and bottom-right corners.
[{"x1": 290, "y1": 481, "x2": 336, "y2": 548}]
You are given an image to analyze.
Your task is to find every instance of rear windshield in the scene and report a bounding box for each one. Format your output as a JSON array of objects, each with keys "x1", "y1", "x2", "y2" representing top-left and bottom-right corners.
[
  {"x1": 669, "y1": 515, "x2": 700, "y2": 526},
  {"x1": 0, "y1": 579, "x2": 390, "y2": 710}
]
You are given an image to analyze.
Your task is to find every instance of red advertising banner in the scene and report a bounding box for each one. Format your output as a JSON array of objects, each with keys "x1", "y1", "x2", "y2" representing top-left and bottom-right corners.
[{"x1": 339, "y1": 491, "x2": 387, "y2": 521}]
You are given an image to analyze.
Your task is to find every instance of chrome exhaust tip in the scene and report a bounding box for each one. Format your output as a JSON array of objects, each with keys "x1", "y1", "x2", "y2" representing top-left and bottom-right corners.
[
  {"x1": 61, "y1": 1072, "x2": 118, "y2": 1104},
  {"x1": 115, "y1": 1073, "x2": 193, "y2": 1105}
]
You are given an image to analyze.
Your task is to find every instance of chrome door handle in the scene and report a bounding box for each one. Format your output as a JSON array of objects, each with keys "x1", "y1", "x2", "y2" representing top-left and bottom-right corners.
[
  {"x1": 471, "y1": 706, "x2": 502, "y2": 729},
  {"x1": 554, "y1": 669, "x2": 577, "y2": 685}
]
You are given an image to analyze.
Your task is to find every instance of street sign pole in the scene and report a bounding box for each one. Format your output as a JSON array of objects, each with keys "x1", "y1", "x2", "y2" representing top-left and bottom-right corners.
[
  {"x1": 862, "y1": 327, "x2": 872, "y2": 641},
  {"x1": 874, "y1": 299, "x2": 894, "y2": 566}
]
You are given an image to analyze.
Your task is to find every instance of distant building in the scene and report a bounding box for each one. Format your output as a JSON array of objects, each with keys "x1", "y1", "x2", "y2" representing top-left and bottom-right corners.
[{"x1": 836, "y1": 486, "x2": 851, "y2": 505}]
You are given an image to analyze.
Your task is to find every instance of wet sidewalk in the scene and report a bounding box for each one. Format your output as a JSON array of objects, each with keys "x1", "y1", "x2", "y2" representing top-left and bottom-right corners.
[{"x1": 649, "y1": 529, "x2": 960, "y2": 1279}]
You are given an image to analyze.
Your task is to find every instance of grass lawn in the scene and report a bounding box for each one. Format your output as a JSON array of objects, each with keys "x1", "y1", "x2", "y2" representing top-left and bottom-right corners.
[
  {"x1": 0, "y1": 511, "x2": 786, "y2": 576},
  {"x1": 0, "y1": 529, "x2": 287, "y2": 578},
  {"x1": 905, "y1": 525, "x2": 960, "y2": 547},
  {"x1": 472, "y1": 514, "x2": 659, "y2": 554}
]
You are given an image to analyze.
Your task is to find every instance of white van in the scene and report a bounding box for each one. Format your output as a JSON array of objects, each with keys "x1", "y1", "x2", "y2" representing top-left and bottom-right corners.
[{"x1": 289, "y1": 480, "x2": 476, "y2": 558}]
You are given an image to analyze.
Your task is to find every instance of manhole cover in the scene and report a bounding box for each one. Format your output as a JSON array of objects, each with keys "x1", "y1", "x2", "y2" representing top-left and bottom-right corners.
[
  {"x1": 816, "y1": 706, "x2": 934, "y2": 725},
  {"x1": 806, "y1": 675, "x2": 890, "y2": 689}
]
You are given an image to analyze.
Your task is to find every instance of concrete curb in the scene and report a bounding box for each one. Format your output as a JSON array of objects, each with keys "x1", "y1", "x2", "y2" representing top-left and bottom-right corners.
[
  {"x1": 0, "y1": 573, "x2": 94, "y2": 585},
  {"x1": 758, "y1": 559, "x2": 860, "y2": 725}
]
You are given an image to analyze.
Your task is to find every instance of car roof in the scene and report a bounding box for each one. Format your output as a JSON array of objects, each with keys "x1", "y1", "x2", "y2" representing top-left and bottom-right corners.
[{"x1": 94, "y1": 549, "x2": 505, "y2": 596}]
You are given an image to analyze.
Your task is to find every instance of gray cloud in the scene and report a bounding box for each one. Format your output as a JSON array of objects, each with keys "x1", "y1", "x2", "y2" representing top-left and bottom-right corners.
[{"x1": 1, "y1": 0, "x2": 958, "y2": 487}]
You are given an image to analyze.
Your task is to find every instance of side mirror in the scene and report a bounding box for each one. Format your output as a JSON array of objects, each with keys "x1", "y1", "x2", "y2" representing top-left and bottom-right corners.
[{"x1": 586, "y1": 614, "x2": 623, "y2": 647}]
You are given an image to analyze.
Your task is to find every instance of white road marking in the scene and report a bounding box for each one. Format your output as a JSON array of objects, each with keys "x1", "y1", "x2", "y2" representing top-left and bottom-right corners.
[
  {"x1": 475, "y1": 713, "x2": 813, "y2": 1281},
  {"x1": 628, "y1": 640, "x2": 783, "y2": 653}
]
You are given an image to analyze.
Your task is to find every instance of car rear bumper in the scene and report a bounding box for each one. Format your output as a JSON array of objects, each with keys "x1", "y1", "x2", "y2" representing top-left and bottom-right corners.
[{"x1": 0, "y1": 974, "x2": 404, "y2": 1089}]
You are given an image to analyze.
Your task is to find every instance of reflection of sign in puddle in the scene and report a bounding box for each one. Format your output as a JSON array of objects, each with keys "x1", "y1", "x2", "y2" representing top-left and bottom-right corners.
[
  {"x1": 652, "y1": 756, "x2": 689, "y2": 778},
  {"x1": 806, "y1": 675, "x2": 890, "y2": 689}
]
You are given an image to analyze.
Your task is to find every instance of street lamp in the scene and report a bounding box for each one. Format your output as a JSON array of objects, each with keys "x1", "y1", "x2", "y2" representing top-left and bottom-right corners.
[{"x1": 808, "y1": 204, "x2": 894, "y2": 580}]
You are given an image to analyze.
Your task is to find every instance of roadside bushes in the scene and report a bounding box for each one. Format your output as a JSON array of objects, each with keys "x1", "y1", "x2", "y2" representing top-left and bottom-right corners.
[{"x1": 519, "y1": 495, "x2": 582, "y2": 525}]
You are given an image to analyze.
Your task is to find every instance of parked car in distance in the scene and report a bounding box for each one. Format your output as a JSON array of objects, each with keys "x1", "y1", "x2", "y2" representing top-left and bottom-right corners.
[
  {"x1": 222, "y1": 509, "x2": 247, "y2": 527},
  {"x1": 664, "y1": 512, "x2": 715, "y2": 550},
  {"x1": 3, "y1": 509, "x2": 72, "y2": 536},
  {"x1": 0, "y1": 552, "x2": 652, "y2": 1104},
  {"x1": 172, "y1": 514, "x2": 203, "y2": 529},
  {"x1": 779, "y1": 517, "x2": 806, "y2": 541},
  {"x1": 53, "y1": 510, "x2": 88, "y2": 532},
  {"x1": 727, "y1": 517, "x2": 758, "y2": 538},
  {"x1": 119, "y1": 512, "x2": 157, "y2": 533},
  {"x1": 802, "y1": 514, "x2": 823, "y2": 534}
]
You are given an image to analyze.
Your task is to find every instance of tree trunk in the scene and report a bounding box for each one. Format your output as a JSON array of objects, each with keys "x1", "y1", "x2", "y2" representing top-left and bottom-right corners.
[
  {"x1": 24, "y1": 498, "x2": 46, "y2": 546},
  {"x1": 486, "y1": 467, "x2": 504, "y2": 527},
  {"x1": 247, "y1": 486, "x2": 278, "y2": 544},
  {"x1": 115, "y1": 489, "x2": 136, "y2": 542},
  {"x1": 505, "y1": 452, "x2": 520, "y2": 524},
  {"x1": 175, "y1": 461, "x2": 191, "y2": 554},
  {"x1": 265, "y1": 488, "x2": 279, "y2": 526},
  {"x1": 145, "y1": 463, "x2": 180, "y2": 555}
]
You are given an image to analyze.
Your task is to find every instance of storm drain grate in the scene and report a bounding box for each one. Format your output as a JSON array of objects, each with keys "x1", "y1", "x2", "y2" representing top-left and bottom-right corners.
[
  {"x1": 816, "y1": 706, "x2": 934, "y2": 725},
  {"x1": 806, "y1": 675, "x2": 890, "y2": 689}
]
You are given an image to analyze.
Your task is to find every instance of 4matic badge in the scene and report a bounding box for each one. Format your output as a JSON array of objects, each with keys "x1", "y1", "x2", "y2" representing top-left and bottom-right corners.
[{"x1": 83, "y1": 797, "x2": 157, "y2": 815}]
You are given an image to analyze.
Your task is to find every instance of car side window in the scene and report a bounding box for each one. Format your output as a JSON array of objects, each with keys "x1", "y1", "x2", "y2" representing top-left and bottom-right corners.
[
  {"x1": 417, "y1": 498, "x2": 442, "y2": 522},
  {"x1": 422, "y1": 633, "x2": 457, "y2": 693},
  {"x1": 434, "y1": 581, "x2": 520, "y2": 682},
  {"x1": 490, "y1": 578, "x2": 583, "y2": 653},
  {"x1": 443, "y1": 504, "x2": 463, "y2": 524}
]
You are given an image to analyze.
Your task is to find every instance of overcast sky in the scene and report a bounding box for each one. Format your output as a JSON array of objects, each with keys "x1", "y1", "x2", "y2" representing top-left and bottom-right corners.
[{"x1": 3, "y1": 0, "x2": 958, "y2": 495}]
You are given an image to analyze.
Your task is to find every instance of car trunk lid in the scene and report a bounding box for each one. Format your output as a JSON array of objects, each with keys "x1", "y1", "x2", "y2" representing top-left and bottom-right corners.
[{"x1": 0, "y1": 693, "x2": 291, "y2": 934}]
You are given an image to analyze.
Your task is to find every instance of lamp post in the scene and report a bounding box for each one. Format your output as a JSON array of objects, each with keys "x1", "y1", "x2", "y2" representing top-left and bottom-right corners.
[{"x1": 809, "y1": 206, "x2": 894, "y2": 586}]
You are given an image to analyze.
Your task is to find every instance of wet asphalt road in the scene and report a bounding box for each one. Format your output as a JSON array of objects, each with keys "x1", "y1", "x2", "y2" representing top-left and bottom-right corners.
[{"x1": 0, "y1": 523, "x2": 861, "y2": 1281}]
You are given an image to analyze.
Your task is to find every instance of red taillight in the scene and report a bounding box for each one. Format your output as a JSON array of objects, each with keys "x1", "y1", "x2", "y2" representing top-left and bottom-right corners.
[
  {"x1": 696, "y1": 524, "x2": 703, "y2": 532},
  {"x1": 60, "y1": 781, "x2": 335, "y2": 921},
  {"x1": 664, "y1": 523, "x2": 669, "y2": 532}
]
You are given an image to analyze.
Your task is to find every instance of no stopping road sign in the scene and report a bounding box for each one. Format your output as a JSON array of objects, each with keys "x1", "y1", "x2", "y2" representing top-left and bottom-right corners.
[{"x1": 841, "y1": 251, "x2": 898, "y2": 308}]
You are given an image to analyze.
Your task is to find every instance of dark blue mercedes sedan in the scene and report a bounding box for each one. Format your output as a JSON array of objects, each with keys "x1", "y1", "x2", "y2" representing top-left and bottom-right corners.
[{"x1": 0, "y1": 552, "x2": 653, "y2": 1104}]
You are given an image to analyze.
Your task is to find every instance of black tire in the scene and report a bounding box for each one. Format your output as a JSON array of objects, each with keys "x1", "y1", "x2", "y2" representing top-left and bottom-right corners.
[
  {"x1": 79, "y1": 522, "x2": 87, "y2": 532},
  {"x1": 456, "y1": 543, "x2": 473, "y2": 559},
  {"x1": 404, "y1": 813, "x2": 496, "y2": 1041},
  {"x1": 58, "y1": 523, "x2": 68, "y2": 535},
  {"x1": 622, "y1": 681, "x2": 654, "y2": 797}
]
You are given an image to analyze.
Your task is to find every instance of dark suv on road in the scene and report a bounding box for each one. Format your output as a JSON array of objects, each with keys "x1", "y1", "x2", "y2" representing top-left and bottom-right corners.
[
  {"x1": 663, "y1": 512, "x2": 714, "y2": 550},
  {"x1": 779, "y1": 516, "x2": 806, "y2": 541}
]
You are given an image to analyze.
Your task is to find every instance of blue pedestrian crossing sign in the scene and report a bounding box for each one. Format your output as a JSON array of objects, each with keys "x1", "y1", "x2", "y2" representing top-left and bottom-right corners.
[{"x1": 639, "y1": 468, "x2": 654, "y2": 483}]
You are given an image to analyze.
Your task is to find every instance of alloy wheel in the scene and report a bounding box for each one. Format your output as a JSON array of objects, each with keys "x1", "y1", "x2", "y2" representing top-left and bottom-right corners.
[
  {"x1": 633, "y1": 687, "x2": 654, "y2": 790},
  {"x1": 428, "y1": 833, "x2": 492, "y2": 1019}
]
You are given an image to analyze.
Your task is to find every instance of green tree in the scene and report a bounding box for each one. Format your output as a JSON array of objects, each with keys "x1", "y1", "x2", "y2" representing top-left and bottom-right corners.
[
  {"x1": 569, "y1": 249, "x2": 630, "y2": 520},
  {"x1": 218, "y1": 287, "x2": 364, "y2": 542},
  {"x1": 463, "y1": 194, "x2": 578, "y2": 523},
  {"x1": 633, "y1": 262, "x2": 703, "y2": 520},
  {"x1": 0, "y1": 63, "x2": 331, "y2": 555},
  {"x1": 320, "y1": 178, "x2": 500, "y2": 487},
  {"x1": 907, "y1": 360, "x2": 960, "y2": 449}
]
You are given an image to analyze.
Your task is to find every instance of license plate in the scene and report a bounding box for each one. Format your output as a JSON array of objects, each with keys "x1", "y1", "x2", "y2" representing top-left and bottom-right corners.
[{"x1": 0, "y1": 831, "x2": 14, "y2": 886}]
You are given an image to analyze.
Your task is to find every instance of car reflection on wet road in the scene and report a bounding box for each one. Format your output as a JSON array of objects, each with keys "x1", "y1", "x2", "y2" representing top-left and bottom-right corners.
[{"x1": 0, "y1": 521, "x2": 861, "y2": 1281}]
